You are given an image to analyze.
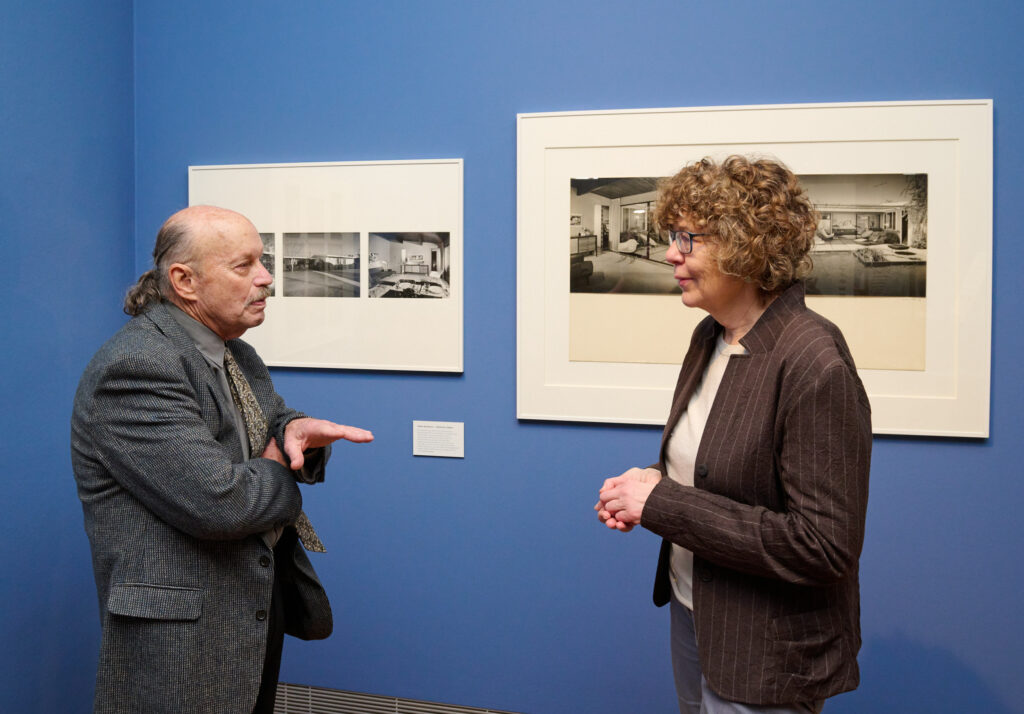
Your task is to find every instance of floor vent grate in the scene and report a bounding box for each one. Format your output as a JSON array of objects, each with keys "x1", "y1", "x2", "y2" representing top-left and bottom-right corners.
[{"x1": 273, "y1": 682, "x2": 522, "y2": 714}]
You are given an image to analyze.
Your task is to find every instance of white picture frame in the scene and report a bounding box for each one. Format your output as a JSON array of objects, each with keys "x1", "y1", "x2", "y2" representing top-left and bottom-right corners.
[
  {"x1": 189, "y1": 159, "x2": 463, "y2": 372},
  {"x1": 517, "y1": 100, "x2": 992, "y2": 437}
]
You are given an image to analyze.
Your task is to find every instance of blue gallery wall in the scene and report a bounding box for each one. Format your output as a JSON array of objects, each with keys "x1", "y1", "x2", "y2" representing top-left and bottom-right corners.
[
  {"x1": 4, "y1": 1, "x2": 1023, "y2": 712},
  {"x1": 0, "y1": 1, "x2": 135, "y2": 712}
]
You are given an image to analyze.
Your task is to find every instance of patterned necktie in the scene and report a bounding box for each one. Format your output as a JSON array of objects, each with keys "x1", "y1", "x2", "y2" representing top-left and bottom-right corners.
[{"x1": 223, "y1": 348, "x2": 326, "y2": 553}]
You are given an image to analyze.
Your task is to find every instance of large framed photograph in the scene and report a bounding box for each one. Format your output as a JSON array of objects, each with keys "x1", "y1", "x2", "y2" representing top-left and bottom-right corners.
[
  {"x1": 517, "y1": 101, "x2": 992, "y2": 437},
  {"x1": 189, "y1": 159, "x2": 462, "y2": 372}
]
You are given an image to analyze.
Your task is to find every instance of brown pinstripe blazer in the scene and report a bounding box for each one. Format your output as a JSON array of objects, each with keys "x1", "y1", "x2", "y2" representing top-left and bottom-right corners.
[{"x1": 640, "y1": 282, "x2": 871, "y2": 705}]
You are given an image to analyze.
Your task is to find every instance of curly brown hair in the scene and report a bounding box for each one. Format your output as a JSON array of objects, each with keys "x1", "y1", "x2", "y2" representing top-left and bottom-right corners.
[{"x1": 655, "y1": 155, "x2": 817, "y2": 294}]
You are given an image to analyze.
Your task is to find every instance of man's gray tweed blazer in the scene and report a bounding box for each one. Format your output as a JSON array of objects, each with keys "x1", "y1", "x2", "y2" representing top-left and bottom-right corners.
[{"x1": 72, "y1": 303, "x2": 333, "y2": 714}]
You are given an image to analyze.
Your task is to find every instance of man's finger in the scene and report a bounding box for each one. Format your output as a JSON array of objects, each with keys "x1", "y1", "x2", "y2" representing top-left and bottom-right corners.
[
  {"x1": 337, "y1": 425, "x2": 374, "y2": 443},
  {"x1": 297, "y1": 421, "x2": 374, "y2": 445}
]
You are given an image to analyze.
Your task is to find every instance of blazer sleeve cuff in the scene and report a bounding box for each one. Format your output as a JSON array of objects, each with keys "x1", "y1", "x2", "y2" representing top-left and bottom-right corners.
[
  {"x1": 640, "y1": 477, "x2": 692, "y2": 541},
  {"x1": 295, "y1": 444, "x2": 330, "y2": 484}
]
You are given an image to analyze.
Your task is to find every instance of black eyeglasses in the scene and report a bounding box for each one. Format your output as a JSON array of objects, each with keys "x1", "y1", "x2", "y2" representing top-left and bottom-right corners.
[{"x1": 666, "y1": 230, "x2": 708, "y2": 255}]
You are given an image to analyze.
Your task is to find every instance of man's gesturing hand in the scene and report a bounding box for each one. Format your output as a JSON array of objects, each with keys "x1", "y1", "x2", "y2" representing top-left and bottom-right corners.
[{"x1": 281, "y1": 417, "x2": 374, "y2": 470}]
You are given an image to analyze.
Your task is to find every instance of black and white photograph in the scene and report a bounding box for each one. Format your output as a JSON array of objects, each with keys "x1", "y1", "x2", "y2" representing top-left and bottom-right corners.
[
  {"x1": 802, "y1": 173, "x2": 927, "y2": 298},
  {"x1": 281, "y1": 232, "x2": 360, "y2": 297},
  {"x1": 367, "y1": 232, "x2": 451, "y2": 298},
  {"x1": 259, "y1": 232, "x2": 275, "y2": 297},
  {"x1": 568, "y1": 173, "x2": 927, "y2": 298},
  {"x1": 568, "y1": 176, "x2": 678, "y2": 295}
]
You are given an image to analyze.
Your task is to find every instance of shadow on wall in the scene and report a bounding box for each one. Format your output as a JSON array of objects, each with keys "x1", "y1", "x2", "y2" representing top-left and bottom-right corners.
[{"x1": 828, "y1": 636, "x2": 1016, "y2": 714}]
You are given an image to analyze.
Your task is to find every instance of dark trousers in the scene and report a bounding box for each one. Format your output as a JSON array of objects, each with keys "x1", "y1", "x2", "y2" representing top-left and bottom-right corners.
[{"x1": 252, "y1": 539, "x2": 288, "y2": 714}]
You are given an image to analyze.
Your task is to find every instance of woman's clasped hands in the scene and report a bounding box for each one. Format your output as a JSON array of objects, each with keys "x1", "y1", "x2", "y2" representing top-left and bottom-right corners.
[{"x1": 595, "y1": 467, "x2": 662, "y2": 532}]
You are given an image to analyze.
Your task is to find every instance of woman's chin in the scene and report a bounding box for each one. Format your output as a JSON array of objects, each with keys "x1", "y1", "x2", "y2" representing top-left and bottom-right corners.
[{"x1": 680, "y1": 291, "x2": 702, "y2": 309}]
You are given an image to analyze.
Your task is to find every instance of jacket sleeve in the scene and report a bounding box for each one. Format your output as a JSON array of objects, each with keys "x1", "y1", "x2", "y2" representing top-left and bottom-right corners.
[
  {"x1": 641, "y1": 358, "x2": 871, "y2": 586},
  {"x1": 267, "y1": 401, "x2": 331, "y2": 485},
  {"x1": 82, "y1": 348, "x2": 304, "y2": 540}
]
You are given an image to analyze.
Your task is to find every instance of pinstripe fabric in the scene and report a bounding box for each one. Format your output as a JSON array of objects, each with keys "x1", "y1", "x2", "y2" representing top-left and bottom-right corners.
[
  {"x1": 640, "y1": 282, "x2": 872, "y2": 706},
  {"x1": 71, "y1": 303, "x2": 333, "y2": 714}
]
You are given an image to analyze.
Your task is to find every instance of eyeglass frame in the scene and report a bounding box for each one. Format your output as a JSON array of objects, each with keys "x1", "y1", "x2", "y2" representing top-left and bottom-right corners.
[{"x1": 665, "y1": 229, "x2": 709, "y2": 255}]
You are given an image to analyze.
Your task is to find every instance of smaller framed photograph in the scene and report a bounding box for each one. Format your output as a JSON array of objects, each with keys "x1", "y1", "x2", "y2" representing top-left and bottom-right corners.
[{"x1": 190, "y1": 159, "x2": 463, "y2": 372}]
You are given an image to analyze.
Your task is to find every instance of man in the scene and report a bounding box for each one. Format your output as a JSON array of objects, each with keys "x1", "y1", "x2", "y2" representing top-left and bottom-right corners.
[{"x1": 71, "y1": 205, "x2": 373, "y2": 713}]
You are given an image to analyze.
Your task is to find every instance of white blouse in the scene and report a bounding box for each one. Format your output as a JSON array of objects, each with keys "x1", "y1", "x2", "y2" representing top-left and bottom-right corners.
[{"x1": 665, "y1": 334, "x2": 748, "y2": 609}]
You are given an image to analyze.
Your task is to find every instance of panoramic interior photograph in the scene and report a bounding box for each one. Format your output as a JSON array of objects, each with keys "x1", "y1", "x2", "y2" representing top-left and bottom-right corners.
[{"x1": 569, "y1": 173, "x2": 927, "y2": 298}]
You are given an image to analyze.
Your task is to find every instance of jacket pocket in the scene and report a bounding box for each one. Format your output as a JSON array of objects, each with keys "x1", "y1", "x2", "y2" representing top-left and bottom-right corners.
[
  {"x1": 769, "y1": 610, "x2": 846, "y2": 687},
  {"x1": 106, "y1": 583, "x2": 203, "y2": 621}
]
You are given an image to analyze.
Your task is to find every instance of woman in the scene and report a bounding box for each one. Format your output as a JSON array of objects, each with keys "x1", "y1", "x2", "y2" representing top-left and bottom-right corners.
[{"x1": 596, "y1": 156, "x2": 871, "y2": 713}]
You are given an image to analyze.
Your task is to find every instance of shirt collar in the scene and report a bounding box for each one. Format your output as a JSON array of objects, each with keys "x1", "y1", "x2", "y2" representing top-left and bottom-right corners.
[{"x1": 165, "y1": 303, "x2": 226, "y2": 368}]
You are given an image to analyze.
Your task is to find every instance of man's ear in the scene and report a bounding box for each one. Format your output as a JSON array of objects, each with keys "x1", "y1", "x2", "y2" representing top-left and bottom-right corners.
[{"x1": 167, "y1": 262, "x2": 198, "y2": 303}]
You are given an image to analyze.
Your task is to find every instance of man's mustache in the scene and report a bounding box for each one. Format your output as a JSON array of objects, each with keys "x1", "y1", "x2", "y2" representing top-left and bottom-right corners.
[{"x1": 249, "y1": 287, "x2": 272, "y2": 304}]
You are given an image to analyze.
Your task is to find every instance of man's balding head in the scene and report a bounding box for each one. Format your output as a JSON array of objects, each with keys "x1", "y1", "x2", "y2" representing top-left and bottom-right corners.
[
  {"x1": 161, "y1": 206, "x2": 271, "y2": 340},
  {"x1": 157, "y1": 206, "x2": 257, "y2": 281},
  {"x1": 124, "y1": 206, "x2": 271, "y2": 340}
]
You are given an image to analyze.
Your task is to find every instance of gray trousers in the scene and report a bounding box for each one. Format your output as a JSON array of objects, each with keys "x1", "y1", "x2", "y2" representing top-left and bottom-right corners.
[{"x1": 670, "y1": 598, "x2": 824, "y2": 714}]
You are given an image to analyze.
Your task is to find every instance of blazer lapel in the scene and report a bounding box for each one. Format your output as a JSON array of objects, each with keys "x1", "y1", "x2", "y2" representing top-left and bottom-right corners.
[
  {"x1": 145, "y1": 303, "x2": 244, "y2": 459},
  {"x1": 656, "y1": 283, "x2": 809, "y2": 470},
  {"x1": 658, "y1": 317, "x2": 719, "y2": 465}
]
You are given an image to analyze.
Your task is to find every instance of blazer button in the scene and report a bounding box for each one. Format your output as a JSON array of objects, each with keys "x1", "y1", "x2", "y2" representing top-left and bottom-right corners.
[
  {"x1": 259, "y1": 555, "x2": 271, "y2": 567},
  {"x1": 256, "y1": 610, "x2": 268, "y2": 621},
  {"x1": 698, "y1": 567, "x2": 713, "y2": 582},
  {"x1": 696, "y1": 464, "x2": 709, "y2": 478}
]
